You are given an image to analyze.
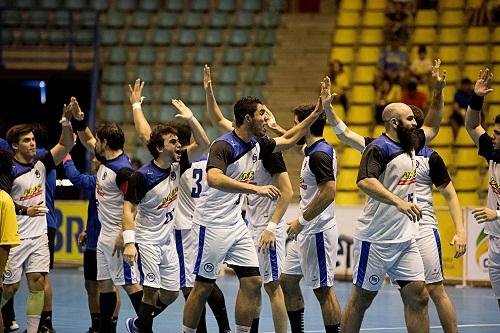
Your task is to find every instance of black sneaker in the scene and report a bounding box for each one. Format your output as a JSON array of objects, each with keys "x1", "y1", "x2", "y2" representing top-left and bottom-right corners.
[
  {"x1": 86, "y1": 328, "x2": 98, "y2": 333},
  {"x1": 38, "y1": 326, "x2": 56, "y2": 333}
]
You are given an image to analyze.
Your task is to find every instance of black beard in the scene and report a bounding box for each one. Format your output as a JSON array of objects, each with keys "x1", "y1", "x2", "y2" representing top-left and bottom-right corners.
[
  {"x1": 296, "y1": 136, "x2": 306, "y2": 146},
  {"x1": 94, "y1": 147, "x2": 106, "y2": 163},
  {"x1": 397, "y1": 124, "x2": 418, "y2": 155}
]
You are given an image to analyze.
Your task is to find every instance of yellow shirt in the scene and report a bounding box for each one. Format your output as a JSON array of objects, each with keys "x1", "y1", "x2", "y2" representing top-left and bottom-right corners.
[{"x1": 0, "y1": 190, "x2": 20, "y2": 247}]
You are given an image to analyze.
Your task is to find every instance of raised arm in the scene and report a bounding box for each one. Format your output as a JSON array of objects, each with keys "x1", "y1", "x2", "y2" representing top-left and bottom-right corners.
[
  {"x1": 321, "y1": 76, "x2": 365, "y2": 152},
  {"x1": 465, "y1": 68, "x2": 494, "y2": 146},
  {"x1": 421, "y1": 59, "x2": 446, "y2": 144},
  {"x1": 204, "y1": 65, "x2": 233, "y2": 132},
  {"x1": 129, "y1": 79, "x2": 152, "y2": 145},
  {"x1": 50, "y1": 103, "x2": 75, "y2": 165},
  {"x1": 438, "y1": 182, "x2": 466, "y2": 258},
  {"x1": 171, "y1": 99, "x2": 210, "y2": 162},
  {"x1": 68, "y1": 97, "x2": 96, "y2": 152}
]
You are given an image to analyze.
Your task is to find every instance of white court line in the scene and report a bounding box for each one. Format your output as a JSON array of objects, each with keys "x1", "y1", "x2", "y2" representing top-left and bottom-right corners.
[{"x1": 262, "y1": 323, "x2": 500, "y2": 333}]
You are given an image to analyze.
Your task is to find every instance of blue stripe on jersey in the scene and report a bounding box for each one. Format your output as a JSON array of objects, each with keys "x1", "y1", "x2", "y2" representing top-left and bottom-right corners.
[
  {"x1": 213, "y1": 131, "x2": 257, "y2": 162},
  {"x1": 138, "y1": 161, "x2": 172, "y2": 191},
  {"x1": 433, "y1": 229, "x2": 444, "y2": 278},
  {"x1": 305, "y1": 139, "x2": 334, "y2": 160},
  {"x1": 366, "y1": 134, "x2": 404, "y2": 160},
  {"x1": 269, "y1": 246, "x2": 279, "y2": 281},
  {"x1": 315, "y1": 232, "x2": 328, "y2": 287},
  {"x1": 416, "y1": 146, "x2": 434, "y2": 158},
  {"x1": 123, "y1": 260, "x2": 133, "y2": 285},
  {"x1": 135, "y1": 244, "x2": 144, "y2": 285},
  {"x1": 175, "y1": 230, "x2": 186, "y2": 288},
  {"x1": 104, "y1": 153, "x2": 133, "y2": 174},
  {"x1": 355, "y1": 241, "x2": 371, "y2": 288},
  {"x1": 193, "y1": 225, "x2": 206, "y2": 275}
]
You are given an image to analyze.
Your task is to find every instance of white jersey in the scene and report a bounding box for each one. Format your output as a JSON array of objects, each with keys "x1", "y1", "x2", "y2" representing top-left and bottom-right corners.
[
  {"x1": 299, "y1": 139, "x2": 337, "y2": 234},
  {"x1": 11, "y1": 153, "x2": 55, "y2": 239},
  {"x1": 478, "y1": 133, "x2": 500, "y2": 237},
  {"x1": 174, "y1": 158, "x2": 207, "y2": 230},
  {"x1": 356, "y1": 134, "x2": 424, "y2": 243},
  {"x1": 246, "y1": 151, "x2": 287, "y2": 232},
  {"x1": 193, "y1": 131, "x2": 276, "y2": 228},
  {"x1": 95, "y1": 153, "x2": 133, "y2": 240},
  {"x1": 126, "y1": 151, "x2": 190, "y2": 244},
  {"x1": 415, "y1": 146, "x2": 451, "y2": 232}
]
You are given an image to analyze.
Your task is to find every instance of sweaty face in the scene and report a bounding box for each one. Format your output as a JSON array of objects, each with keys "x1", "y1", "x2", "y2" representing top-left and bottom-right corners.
[
  {"x1": 250, "y1": 103, "x2": 269, "y2": 137},
  {"x1": 160, "y1": 133, "x2": 182, "y2": 162}
]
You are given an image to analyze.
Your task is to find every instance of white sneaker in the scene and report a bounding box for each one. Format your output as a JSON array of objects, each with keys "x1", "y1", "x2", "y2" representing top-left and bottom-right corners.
[{"x1": 9, "y1": 321, "x2": 20, "y2": 331}]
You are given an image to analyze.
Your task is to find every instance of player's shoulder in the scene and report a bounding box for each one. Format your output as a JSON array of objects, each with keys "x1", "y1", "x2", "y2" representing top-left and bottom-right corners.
[
  {"x1": 366, "y1": 134, "x2": 402, "y2": 159},
  {"x1": 305, "y1": 139, "x2": 335, "y2": 159},
  {"x1": 104, "y1": 153, "x2": 133, "y2": 173},
  {"x1": 416, "y1": 145, "x2": 434, "y2": 158},
  {"x1": 212, "y1": 131, "x2": 256, "y2": 159}
]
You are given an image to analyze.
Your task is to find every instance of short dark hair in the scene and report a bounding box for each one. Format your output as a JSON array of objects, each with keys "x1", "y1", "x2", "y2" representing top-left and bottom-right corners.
[
  {"x1": 6, "y1": 124, "x2": 34, "y2": 148},
  {"x1": 95, "y1": 122, "x2": 125, "y2": 151},
  {"x1": 0, "y1": 150, "x2": 13, "y2": 176},
  {"x1": 418, "y1": 45, "x2": 426, "y2": 54},
  {"x1": 147, "y1": 124, "x2": 178, "y2": 159},
  {"x1": 406, "y1": 81, "x2": 417, "y2": 92},
  {"x1": 461, "y1": 78, "x2": 472, "y2": 85},
  {"x1": 292, "y1": 104, "x2": 326, "y2": 137},
  {"x1": 495, "y1": 114, "x2": 500, "y2": 125},
  {"x1": 233, "y1": 96, "x2": 262, "y2": 127},
  {"x1": 166, "y1": 121, "x2": 191, "y2": 146},
  {"x1": 31, "y1": 123, "x2": 49, "y2": 149},
  {"x1": 409, "y1": 105, "x2": 425, "y2": 128}
]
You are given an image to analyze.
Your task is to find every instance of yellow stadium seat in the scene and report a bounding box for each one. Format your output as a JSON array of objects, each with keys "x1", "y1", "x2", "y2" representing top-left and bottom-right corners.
[
  {"x1": 335, "y1": 191, "x2": 360, "y2": 206},
  {"x1": 330, "y1": 47, "x2": 354, "y2": 63},
  {"x1": 340, "y1": 147, "x2": 362, "y2": 168},
  {"x1": 340, "y1": 0, "x2": 362, "y2": 10},
  {"x1": 331, "y1": 104, "x2": 346, "y2": 121},
  {"x1": 351, "y1": 86, "x2": 375, "y2": 104},
  {"x1": 467, "y1": 0, "x2": 483, "y2": 9},
  {"x1": 333, "y1": 29, "x2": 357, "y2": 45},
  {"x1": 372, "y1": 125, "x2": 384, "y2": 137},
  {"x1": 464, "y1": 65, "x2": 484, "y2": 82},
  {"x1": 444, "y1": 92, "x2": 454, "y2": 105},
  {"x1": 457, "y1": 192, "x2": 480, "y2": 206},
  {"x1": 357, "y1": 47, "x2": 381, "y2": 64},
  {"x1": 413, "y1": 28, "x2": 437, "y2": 44},
  {"x1": 430, "y1": 126, "x2": 453, "y2": 146},
  {"x1": 492, "y1": 46, "x2": 500, "y2": 63},
  {"x1": 347, "y1": 105, "x2": 374, "y2": 124},
  {"x1": 414, "y1": 10, "x2": 438, "y2": 26},
  {"x1": 465, "y1": 27, "x2": 489, "y2": 44},
  {"x1": 350, "y1": 125, "x2": 371, "y2": 138},
  {"x1": 353, "y1": 65, "x2": 376, "y2": 84},
  {"x1": 465, "y1": 45, "x2": 489, "y2": 63},
  {"x1": 324, "y1": 126, "x2": 341, "y2": 146},
  {"x1": 360, "y1": 29, "x2": 383, "y2": 45},
  {"x1": 337, "y1": 12, "x2": 360, "y2": 28},
  {"x1": 455, "y1": 127, "x2": 476, "y2": 146},
  {"x1": 366, "y1": 0, "x2": 386, "y2": 10},
  {"x1": 490, "y1": 85, "x2": 500, "y2": 104},
  {"x1": 453, "y1": 170, "x2": 481, "y2": 191},
  {"x1": 489, "y1": 105, "x2": 500, "y2": 122},
  {"x1": 493, "y1": 68, "x2": 500, "y2": 85},
  {"x1": 439, "y1": 28, "x2": 461, "y2": 44},
  {"x1": 438, "y1": 46, "x2": 461, "y2": 63},
  {"x1": 441, "y1": 10, "x2": 465, "y2": 26},
  {"x1": 431, "y1": 147, "x2": 453, "y2": 166},
  {"x1": 443, "y1": 65, "x2": 460, "y2": 84},
  {"x1": 440, "y1": 0, "x2": 465, "y2": 9},
  {"x1": 432, "y1": 192, "x2": 448, "y2": 207},
  {"x1": 454, "y1": 147, "x2": 484, "y2": 168},
  {"x1": 494, "y1": 28, "x2": 500, "y2": 43},
  {"x1": 484, "y1": 106, "x2": 497, "y2": 124},
  {"x1": 337, "y1": 169, "x2": 359, "y2": 191},
  {"x1": 362, "y1": 12, "x2": 386, "y2": 27}
]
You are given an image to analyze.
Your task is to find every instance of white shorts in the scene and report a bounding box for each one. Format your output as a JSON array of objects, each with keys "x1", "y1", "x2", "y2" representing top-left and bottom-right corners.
[
  {"x1": 175, "y1": 228, "x2": 196, "y2": 288},
  {"x1": 283, "y1": 227, "x2": 338, "y2": 289},
  {"x1": 193, "y1": 221, "x2": 259, "y2": 280},
  {"x1": 250, "y1": 227, "x2": 286, "y2": 284},
  {"x1": 136, "y1": 238, "x2": 179, "y2": 291},
  {"x1": 488, "y1": 235, "x2": 500, "y2": 298},
  {"x1": 4, "y1": 234, "x2": 49, "y2": 285},
  {"x1": 352, "y1": 238, "x2": 425, "y2": 291},
  {"x1": 96, "y1": 237, "x2": 139, "y2": 286},
  {"x1": 416, "y1": 228, "x2": 444, "y2": 284}
]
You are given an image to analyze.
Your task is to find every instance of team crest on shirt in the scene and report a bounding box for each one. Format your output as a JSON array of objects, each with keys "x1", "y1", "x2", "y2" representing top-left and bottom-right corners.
[
  {"x1": 20, "y1": 182, "x2": 43, "y2": 201},
  {"x1": 398, "y1": 170, "x2": 417, "y2": 185},
  {"x1": 252, "y1": 153, "x2": 257, "y2": 163},
  {"x1": 170, "y1": 171, "x2": 176, "y2": 181},
  {"x1": 157, "y1": 187, "x2": 179, "y2": 209},
  {"x1": 101, "y1": 171, "x2": 107, "y2": 180},
  {"x1": 146, "y1": 273, "x2": 156, "y2": 282},
  {"x1": 299, "y1": 176, "x2": 307, "y2": 190},
  {"x1": 35, "y1": 169, "x2": 41, "y2": 178},
  {"x1": 204, "y1": 263, "x2": 214, "y2": 273},
  {"x1": 369, "y1": 275, "x2": 380, "y2": 285},
  {"x1": 489, "y1": 177, "x2": 500, "y2": 195},
  {"x1": 237, "y1": 171, "x2": 255, "y2": 183}
]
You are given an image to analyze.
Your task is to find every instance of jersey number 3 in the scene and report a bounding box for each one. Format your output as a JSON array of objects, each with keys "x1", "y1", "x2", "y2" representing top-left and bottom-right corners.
[{"x1": 191, "y1": 168, "x2": 203, "y2": 198}]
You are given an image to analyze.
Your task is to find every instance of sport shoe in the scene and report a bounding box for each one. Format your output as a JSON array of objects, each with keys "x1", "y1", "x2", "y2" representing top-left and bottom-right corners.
[
  {"x1": 38, "y1": 326, "x2": 56, "y2": 333},
  {"x1": 86, "y1": 328, "x2": 99, "y2": 333},
  {"x1": 125, "y1": 318, "x2": 139, "y2": 333},
  {"x1": 8, "y1": 321, "x2": 19, "y2": 332}
]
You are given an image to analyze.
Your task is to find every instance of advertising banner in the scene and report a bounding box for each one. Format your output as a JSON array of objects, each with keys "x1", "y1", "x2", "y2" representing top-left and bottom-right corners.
[
  {"x1": 466, "y1": 208, "x2": 490, "y2": 281},
  {"x1": 54, "y1": 200, "x2": 86, "y2": 264}
]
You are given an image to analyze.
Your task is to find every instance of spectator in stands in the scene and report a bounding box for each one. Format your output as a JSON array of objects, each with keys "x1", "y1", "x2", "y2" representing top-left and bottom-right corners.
[
  {"x1": 328, "y1": 59, "x2": 350, "y2": 112},
  {"x1": 402, "y1": 81, "x2": 428, "y2": 111},
  {"x1": 374, "y1": 76, "x2": 402, "y2": 124},
  {"x1": 385, "y1": 1, "x2": 411, "y2": 42},
  {"x1": 376, "y1": 38, "x2": 408, "y2": 87},
  {"x1": 410, "y1": 45, "x2": 432, "y2": 86},
  {"x1": 450, "y1": 78, "x2": 474, "y2": 137}
]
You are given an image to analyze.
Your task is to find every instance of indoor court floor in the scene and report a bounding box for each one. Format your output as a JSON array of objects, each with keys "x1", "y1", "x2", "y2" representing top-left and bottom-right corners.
[{"x1": 10, "y1": 269, "x2": 500, "y2": 332}]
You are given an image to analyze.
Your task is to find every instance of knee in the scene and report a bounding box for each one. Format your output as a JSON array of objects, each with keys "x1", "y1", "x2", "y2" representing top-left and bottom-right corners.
[
  {"x1": 28, "y1": 273, "x2": 45, "y2": 290},
  {"x1": 84, "y1": 280, "x2": 97, "y2": 293},
  {"x1": 142, "y1": 287, "x2": 158, "y2": 304},
  {"x1": 313, "y1": 286, "x2": 330, "y2": 303},
  {"x1": 407, "y1": 282, "x2": 430, "y2": 308},
  {"x1": 280, "y1": 276, "x2": 300, "y2": 295},
  {"x1": 242, "y1": 276, "x2": 262, "y2": 294},
  {"x1": 351, "y1": 289, "x2": 375, "y2": 311},
  {"x1": 2, "y1": 283, "x2": 19, "y2": 299},
  {"x1": 264, "y1": 281, "x2": 280, "y2": 296},
  {"x1": 159, "y1": 290, "x2": 178, "y2": 305},
  {"x1": 427, "y1": 284, "x2": 446, "y2": 304}
]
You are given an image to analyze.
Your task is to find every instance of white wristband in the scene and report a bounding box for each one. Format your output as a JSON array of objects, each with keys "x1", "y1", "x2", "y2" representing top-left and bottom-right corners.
[
  {"x1": 123, "y1": 230, "x2": 135, "y2": 244},
  {"x1": 132, "y1": 102, "x2": 142, "y2": 110},
  {"x1": 265, "y1": 222, "x2": 277, "y2": 234},
  {"x1": 298, "y1": 216, "x2": 308, "y2": 226},
  {"x1": 333, "y1": 121, "x2": 347, "y2": 135}
]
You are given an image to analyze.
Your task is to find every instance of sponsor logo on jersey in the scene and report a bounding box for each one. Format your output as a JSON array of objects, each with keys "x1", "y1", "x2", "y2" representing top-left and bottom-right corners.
[
  {"x1": 20, "y1": 182, "x2": 43, "y2": 201},
  {"x1": 96, "y1": 182, "x2": 105, "y2": 197},
  {"x1": 489, "y1": 177, "x2": 500, "y2": 196},
  {"x1": 299, "y1": 176, "x2": 307, "y2": 190},
  {"x1": 252, "y1": 153, "x2": 257, "y2": 163},
  {"x1": 398, "y1": 170, "x2": 417, "y2": 185},
  {"x1": 237, "y1": 171, "x2": 255, "y2": 183},
  {"x1": 157, "y1": 187, "x2": 179, "y2": 209}
]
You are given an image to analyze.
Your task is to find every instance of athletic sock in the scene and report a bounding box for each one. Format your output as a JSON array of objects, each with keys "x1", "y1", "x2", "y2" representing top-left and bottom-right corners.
[
  {"x1": 111, "y1": 316, "x2": 118, "y2": 333},
  {"x1": 250, "y1": 318, "x2": 259, "y2": 333},
  {"x1": 287, "y1": 308, "x2": 304, "y2": 333},
  {"x1": 207, "y1": 284, "x2": 231, "y2": 333},
  {"x1": 127, "y1": 290, "x2": 143, "y2": 316},
  {"x1": 39, "y1": 310, "x2": 53, "y2": 329},
  {"x1": 182, "y1": 325, "x2": 197, "y2": 333},
  {"x1": 90, "y1": 312, "x2": 100, "y2": 331},
  {"x1": 235, "y1": 325, "x2": 251, "y2": 333},
  {"x1": 99, "y1": 292, "x2": 117, "y2": 333},
  {"x1": 325, "y1": 323, "x2": 340, "y2": 333},
  {"x1": 2, "y1": 297, "x2": 15, "y2": 326},
  {"x1": 136, "y1": 302, "x2": 155, "y2": 333},
  {"x1": 26, "y1": 290, "x2": 44, "y2": 333},
  {"x1": 27, "y1": 315, "x2": 41, "y2": 333},
  {"x1": 152, "y1": 299, "x2": 168, "y2": 318}
]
